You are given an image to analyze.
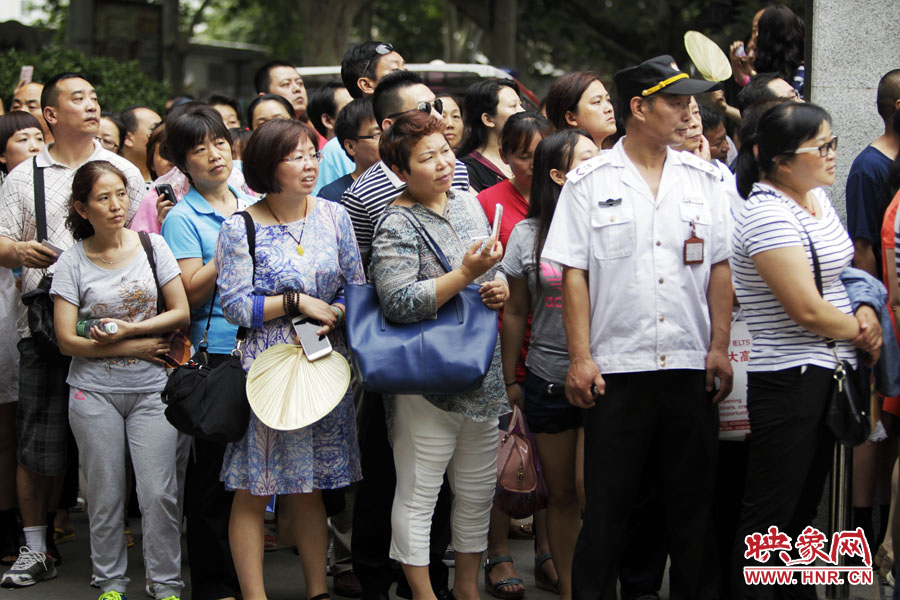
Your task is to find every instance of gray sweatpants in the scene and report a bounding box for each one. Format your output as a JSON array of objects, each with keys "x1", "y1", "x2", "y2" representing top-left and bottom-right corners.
[{"x1": 69, "y1": 387, "x2": 183, "y2": 599}]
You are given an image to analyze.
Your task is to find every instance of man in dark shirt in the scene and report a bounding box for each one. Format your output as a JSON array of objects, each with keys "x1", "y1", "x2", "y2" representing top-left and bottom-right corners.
[{"x1": 846, "y1": 69, "x2": 900, "y2": 276}]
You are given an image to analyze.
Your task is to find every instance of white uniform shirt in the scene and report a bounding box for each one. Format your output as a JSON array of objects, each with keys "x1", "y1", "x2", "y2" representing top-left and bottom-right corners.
[{"x1": 542, "y1": 138, "x2": 732, "y2": 374}]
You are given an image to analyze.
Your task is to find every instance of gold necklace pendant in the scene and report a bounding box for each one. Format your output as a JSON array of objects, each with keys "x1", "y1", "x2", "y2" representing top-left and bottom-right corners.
[{"x1": 297, "y1": 244, "x2": 305, "y2": 256}]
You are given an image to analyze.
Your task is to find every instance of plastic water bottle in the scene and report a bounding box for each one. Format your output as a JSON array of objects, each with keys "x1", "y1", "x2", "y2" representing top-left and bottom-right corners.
[{"x1": 76, "y1": 319, "x2": 118, "y2": 338}]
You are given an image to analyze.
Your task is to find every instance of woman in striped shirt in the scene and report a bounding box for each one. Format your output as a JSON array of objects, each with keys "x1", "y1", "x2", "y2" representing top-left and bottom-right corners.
[{"x1": 730, "y1": 101, "x2": 882, "y2": 598}]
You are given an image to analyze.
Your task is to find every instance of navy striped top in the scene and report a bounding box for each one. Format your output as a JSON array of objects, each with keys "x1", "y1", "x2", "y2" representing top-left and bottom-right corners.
[{"x1": 731, "y1": 183, "x2": 856, "y2": 371}]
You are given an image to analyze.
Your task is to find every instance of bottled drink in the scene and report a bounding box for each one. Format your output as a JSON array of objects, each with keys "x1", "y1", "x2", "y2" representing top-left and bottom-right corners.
[{"x1": 76, "y1": 319, "x2": 118, "y2": 338}]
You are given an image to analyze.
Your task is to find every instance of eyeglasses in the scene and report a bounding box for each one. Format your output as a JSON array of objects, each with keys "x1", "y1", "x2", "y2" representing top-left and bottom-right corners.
[
  {"x1": 95, "y1": 136, "x2": 119, "y2": 152},
  {"x1": 351, "y1": 131, "x2": 382, "y2": 141},
  {"x1": 362, "y1": 43, "x2": 394, "y2": 78},
  {"x1": 283, "y1": 151, "x2": 322, "y2": 164},
  {"x1": 386, "y1": 99, "x2": 443, "y2": 121},
  {"x1": 793, "y1": 136, "x2": 838, "y2": 157}
]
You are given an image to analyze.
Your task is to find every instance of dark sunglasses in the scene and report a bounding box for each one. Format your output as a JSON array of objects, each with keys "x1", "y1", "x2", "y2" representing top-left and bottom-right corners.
[
  {"x1": 386, "y1": 99, "x2": 443, "y2": 122},
  {"x1": 362, "y1": 43, "x2": 394, "y2": 78}
]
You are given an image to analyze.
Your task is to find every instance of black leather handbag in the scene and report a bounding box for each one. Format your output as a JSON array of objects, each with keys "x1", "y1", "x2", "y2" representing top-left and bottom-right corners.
[
  {"x1": 808, "y1": 233, "x2": 870, "y2": 447},
  {"x1": 161, "y1": 211, "x2": 256, "y2": 443}
]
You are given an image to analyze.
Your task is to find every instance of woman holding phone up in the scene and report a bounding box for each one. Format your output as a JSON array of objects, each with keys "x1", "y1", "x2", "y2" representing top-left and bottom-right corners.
[{"x1": 369, "y1": 111, "x2": 510, "y2": 600}]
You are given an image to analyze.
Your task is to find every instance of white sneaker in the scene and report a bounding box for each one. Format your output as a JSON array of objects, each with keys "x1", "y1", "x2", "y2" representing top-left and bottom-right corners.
[{"x1": 0, "y1": 546, "x2": 58, "y2": 587}]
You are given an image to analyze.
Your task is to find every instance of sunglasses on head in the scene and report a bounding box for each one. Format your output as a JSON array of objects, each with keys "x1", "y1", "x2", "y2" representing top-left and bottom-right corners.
[
  {"x1": 362, "y1": 43, "x2": 394, "y2": 78},
  {"x1": 386, "y1": 99, "x2": 443, "y2": 121}
]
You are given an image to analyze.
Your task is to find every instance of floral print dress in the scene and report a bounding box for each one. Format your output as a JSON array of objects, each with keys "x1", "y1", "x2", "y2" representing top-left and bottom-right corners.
[{"x1": 215, "y1": 198, "x2": 364, "y2": 495}]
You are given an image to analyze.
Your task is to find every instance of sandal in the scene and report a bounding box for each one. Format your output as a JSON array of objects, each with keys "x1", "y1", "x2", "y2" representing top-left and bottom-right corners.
[
  {"x1": 54, "y1": 526, "x2": 75, "y2": 544},
  {"x1": 484, "y1": 555, "x2": 525, "y2": 599},
  {"x1": 535, "y1": 553, "x2": 560, "y2": 594},
  {"x1": 309, "y1": 594, "x2": 331, "y2": 600}
]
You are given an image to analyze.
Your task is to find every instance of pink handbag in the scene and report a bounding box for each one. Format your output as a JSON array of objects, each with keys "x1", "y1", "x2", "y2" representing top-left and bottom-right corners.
[{"x1": 497, "y1": 406, "x2": 537, "y2": 493}]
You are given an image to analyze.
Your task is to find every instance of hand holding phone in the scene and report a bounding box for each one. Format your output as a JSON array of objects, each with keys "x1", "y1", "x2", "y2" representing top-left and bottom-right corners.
[
  {"x1": 490, "y1": 205, "x2": 503, "y2": 252},
  {"x1": 18, "y1": 66, "x2": 33, "y2": 86},
  {"x1": 292, "y1": 314, "x2": 333, "y2": 361},
  {"x1": 155, "y1": 184, "x2": 177, "y2": 205},
  {"x1": 41, "y1": 239, "x2": 64, "y2": 255}
]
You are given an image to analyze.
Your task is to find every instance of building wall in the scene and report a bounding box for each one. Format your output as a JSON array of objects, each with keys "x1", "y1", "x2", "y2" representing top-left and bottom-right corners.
[{"x1": 810, "y1": 0, "x2": 900, "y2": 221}]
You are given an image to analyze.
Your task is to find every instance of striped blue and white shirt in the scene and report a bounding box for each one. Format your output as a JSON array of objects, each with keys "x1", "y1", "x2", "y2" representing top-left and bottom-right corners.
[
  {"x1": 731, "y1": 183, "x2": 856, "y2": 371},
  {"x1": 340, "y1": 159, "x2": 470, "y2": 254}
]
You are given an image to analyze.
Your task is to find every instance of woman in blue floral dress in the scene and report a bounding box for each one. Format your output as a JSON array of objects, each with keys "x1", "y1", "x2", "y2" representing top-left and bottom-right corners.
[{"x1": 215, "y1": 119, "x2": 364, "y2": 600}]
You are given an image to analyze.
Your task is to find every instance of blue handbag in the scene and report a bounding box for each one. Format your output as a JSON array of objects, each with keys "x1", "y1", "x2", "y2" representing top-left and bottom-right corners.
[{"x1": 345, "y1": 209, "x2": 499, "y2": 395}]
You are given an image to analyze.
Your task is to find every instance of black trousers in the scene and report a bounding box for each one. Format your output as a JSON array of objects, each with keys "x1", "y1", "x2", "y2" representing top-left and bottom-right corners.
[
  {"x1": 731, "y1": 366, "x2": 834, "y2": 600},
  {"x1": 183, "y1": 353, "x2": 239, "y2": 600},
  {"x1": 572, "y1": 369, "x2": 718, "y2": 600},
  {"x1": 352, "y1": 391, "x2": 451, "y2": 596}
]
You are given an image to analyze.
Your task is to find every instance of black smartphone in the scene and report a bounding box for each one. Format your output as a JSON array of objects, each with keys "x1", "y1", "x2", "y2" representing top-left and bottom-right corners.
[{"x1": 155, "y1": 183, "x2": 177, "y2": 205}]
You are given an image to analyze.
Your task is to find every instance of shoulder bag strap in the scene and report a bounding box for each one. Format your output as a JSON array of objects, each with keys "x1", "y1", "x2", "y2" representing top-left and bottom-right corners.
[
  {"x1": 33, "y1": 157, "x2": 47, "y2": 242},
  {"x1": 399, "y1": 207, "x2": 454, "y2": 273},
  {"x1": 235, "y1": 211, "x2": 257, "y2": 341},
  {"x1": 798, "y1": 217, "x2": 839, "y2": 352},
  {"x1": 138, "y1": 231, "x2": 164, "y2": 315}
]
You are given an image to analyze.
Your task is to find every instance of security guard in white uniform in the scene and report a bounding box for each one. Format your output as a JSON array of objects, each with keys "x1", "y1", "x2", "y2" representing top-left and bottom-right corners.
[{"x1": 542, "y1": 55, "x2": 735, "y2": 600}]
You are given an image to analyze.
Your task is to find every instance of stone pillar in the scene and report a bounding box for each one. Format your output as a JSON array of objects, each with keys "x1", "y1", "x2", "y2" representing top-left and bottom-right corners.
[{"x1": 810, "y1": 0, "x2": 900, "y2": 220}]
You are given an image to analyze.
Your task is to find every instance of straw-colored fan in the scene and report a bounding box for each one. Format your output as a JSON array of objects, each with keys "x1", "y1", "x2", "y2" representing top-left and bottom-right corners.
[
  {"x1": 246, "y1": 344, "x2": 351, "y2": 431},
  {"x1": 684, "y1": 30, "x2": 733, "y2": 83}
]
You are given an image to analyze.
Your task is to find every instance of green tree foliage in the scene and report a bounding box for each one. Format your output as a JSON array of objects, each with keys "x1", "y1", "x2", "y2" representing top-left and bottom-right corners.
[{"x1": 0, "y1": 47, "x2": 170, "y2": 113}]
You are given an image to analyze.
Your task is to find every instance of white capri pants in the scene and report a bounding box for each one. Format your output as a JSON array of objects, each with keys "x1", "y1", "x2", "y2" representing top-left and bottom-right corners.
[{"x1": 390, "y1": 394, "x2": 498, "y2": 566}]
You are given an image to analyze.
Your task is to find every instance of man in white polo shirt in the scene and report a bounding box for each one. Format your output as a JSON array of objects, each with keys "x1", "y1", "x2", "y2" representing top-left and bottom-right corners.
[
  {"x1": 0, "y1": 72, "x2": 143, "y2": 588},
  {"x1": 542, "y1": 55, "x2": 734, "y2": 600}
]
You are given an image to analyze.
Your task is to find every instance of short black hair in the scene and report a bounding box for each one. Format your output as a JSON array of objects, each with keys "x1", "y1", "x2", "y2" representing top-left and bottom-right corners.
[
  {"x1": 698, "y1": 104, "x2": 722, "y2": 133},
  {"x1": 334, "y1": 97, "x2": 376, "y2": 160},
  {"x1": 40, "y1": 72, "x2": 86, "y2": 114},
  {"x1": 246, "y1": 94, "x2": 295, "y2": 130},
  {"x1": 341, "y1": 41, "x2": 394, "y2": 99},
  {"x1": 372, "y1": 70, "x2": 425, "y2": 125},
  {"x1": 254, "y1": 60, "x2": 296, "y2": 95},
  {"x1": 499, "y1": 111, "x2": 553, "y2": 157},
  {"x1": 163, "y1": 105, "x2": 232, "y2": 176},
  {"x1": 120, "y1": 105, "x2": 156, "y2": 135},
  {"x1": 100, "y1": 111, "x2": 126, "y2": 153},
  {"x1": 208, "y1": 94, "x2": 243, "y2": 126},
  {"x1": 242, "y1": 119, "x2": 318, "y2": 194},
  {"x1": 0, "y1": 111, "x2": 44, "y2": 174},
  {"x1": 307, "y1": 81, "x2": 346, "y2": 137},
  {"x1": 736, "y1": 73, "x2": 782, "y2": 114},
  {"x1": 877, "y1": 69, "x2": 900, "y2": 122}
]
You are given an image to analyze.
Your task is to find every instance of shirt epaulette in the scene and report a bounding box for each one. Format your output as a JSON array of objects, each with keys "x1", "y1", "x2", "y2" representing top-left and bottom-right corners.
[
  {"x1": 679, "y1": 152, "x2": 720, "y2": 178},
  {"x1": 566, "y1": 154, "x2": 614, "y2": 184}
]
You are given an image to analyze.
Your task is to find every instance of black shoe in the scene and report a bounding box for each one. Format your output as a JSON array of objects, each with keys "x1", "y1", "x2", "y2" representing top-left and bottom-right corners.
[
  {"x1": 333, "y1": 570, "x2": 362, "y2": 598},
  {"x1": 434, "y1": 587, "x2": 454, "y2": 600}
]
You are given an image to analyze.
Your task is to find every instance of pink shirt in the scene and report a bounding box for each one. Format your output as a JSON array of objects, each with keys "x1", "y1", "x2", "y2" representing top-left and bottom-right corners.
[{"x1": 130, "y1": 166, "x2": 251, "y2": 233}]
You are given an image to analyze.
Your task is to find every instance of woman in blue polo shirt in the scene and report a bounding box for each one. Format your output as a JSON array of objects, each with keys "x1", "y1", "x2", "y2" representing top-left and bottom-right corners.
[{"x1": 160, "y1": 105, "x2": 253, "y2": 600}]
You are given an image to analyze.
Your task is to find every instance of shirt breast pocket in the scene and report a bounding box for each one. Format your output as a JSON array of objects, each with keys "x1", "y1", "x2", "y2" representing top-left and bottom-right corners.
[
  {"x1": 591, "y1": 203, "x2": 635, "y2": 260},
  {"x1": 679, "y1": 202, "x2": 712, "y2": 237}
]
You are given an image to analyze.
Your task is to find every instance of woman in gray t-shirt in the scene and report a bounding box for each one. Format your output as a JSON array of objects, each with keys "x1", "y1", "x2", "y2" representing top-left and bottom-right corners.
[
  {"x1": 499, "y1": 130, "x2": 598, "y2": 600},
  {"x1": 50, "y1": 161, "x2": 190, "y2": 600}
]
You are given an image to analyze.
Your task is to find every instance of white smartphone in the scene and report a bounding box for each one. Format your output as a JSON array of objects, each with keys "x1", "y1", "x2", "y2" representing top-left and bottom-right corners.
[
  {"x1": 491, "y1": 205, "x2": 503, "y2": 242},
  {"x1": 19, "y1": 66, "x2": 33, "y2": 85},
  {"x1": 291, "y1": 314, "x2": 333, "y2": 361},
  {"x1": 41, "y1": 239, "x2": 63, "y2": 255}
]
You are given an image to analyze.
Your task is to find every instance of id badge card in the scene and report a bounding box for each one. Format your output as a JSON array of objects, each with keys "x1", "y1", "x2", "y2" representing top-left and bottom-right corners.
[{"x1": 683, "y1": 221, "x2": 704, "y2": 265}]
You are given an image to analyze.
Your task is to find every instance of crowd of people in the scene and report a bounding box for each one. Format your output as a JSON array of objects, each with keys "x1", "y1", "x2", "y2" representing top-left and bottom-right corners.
[{"x1": 0, "y1": 4, "x2": 899, "y2": 600}]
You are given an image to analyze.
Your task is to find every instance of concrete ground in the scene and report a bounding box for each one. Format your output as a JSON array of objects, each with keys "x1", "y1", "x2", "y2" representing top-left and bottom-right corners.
[{"x1": 1, "y1": 502, "x2": 888, "y2": 599}]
